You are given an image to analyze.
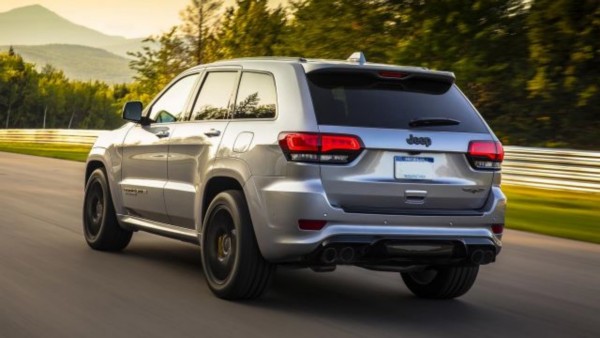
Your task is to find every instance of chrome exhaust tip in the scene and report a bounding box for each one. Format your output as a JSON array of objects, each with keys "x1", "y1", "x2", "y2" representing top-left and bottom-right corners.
[
  {"x1": 339, "y1": 246, "x2": 355, "y2": 264},
  {"x1": 321, "y1": 247, "x2": 338, "y2": 264},
  {"x1": 470, "y1": 249, "x2": 484, "y2": 264}
]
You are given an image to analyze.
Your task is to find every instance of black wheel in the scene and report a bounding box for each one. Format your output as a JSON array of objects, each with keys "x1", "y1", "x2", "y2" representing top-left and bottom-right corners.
[
  {"x1": 401, "y1": 265, "x2": 479, "y2": 299},
  {"x1": 201, "y1": 190, "x2": 274, "y2": 300},
  {"x1": 83, "y1": 168, "x2": 132, "y2": 251}
]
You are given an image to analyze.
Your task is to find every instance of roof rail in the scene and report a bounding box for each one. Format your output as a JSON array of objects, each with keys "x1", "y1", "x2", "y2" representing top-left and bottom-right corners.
[
  {"x1": 227, "y1": 56, "x2": 307, "y2": 63},
  {"x1": 347, "y1": 51, "x2": 366, "y2": 65}
]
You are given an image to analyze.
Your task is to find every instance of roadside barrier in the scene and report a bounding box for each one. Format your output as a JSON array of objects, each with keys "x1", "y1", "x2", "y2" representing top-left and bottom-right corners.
[
  {"x1": 502, "y1": 146, "x2": 599, "y2": 193},
  {"x1": 0, "y1": 129, "x2": 104, "y2": 145}
]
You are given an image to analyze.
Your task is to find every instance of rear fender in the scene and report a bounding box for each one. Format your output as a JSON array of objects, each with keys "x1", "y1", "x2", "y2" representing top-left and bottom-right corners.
[{"x1": 197, "y1": 157, "x2": 252, "y2": 234}]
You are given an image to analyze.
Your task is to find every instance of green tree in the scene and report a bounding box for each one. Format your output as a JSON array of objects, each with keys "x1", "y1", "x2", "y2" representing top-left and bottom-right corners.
[
  {"x1": 180, "y1": 0, "x2": 224, "y2": 65},
  {"x1": 128, "y1": 27, "x2": 189, "y2": 98},
  {"x1": 0, "y1": 52, "x2": 38, "y2": 128},
  {"x1": 276, "y1": 0, "x2": 394, "y2": 62},
  {"x1": 526, "y1": 0, "x2": 600, "y2": 147},
  {"x1": 216, "y1": 0, "x2": 286, "y2": 58},
  {"x1": 128, "y1": 0, "x2": 225, "y2": 99},
  {"x1": 38, "y1": 65, "x2": 68, "y2": 128},
  {"x1": 0, "y1": 50, "x2": 126, "y2": 130}
]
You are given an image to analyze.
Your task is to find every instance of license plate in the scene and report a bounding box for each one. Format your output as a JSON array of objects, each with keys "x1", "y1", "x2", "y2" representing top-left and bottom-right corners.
[{"x1": 394, "y1": 156, "x2": 434, "y2": 180}]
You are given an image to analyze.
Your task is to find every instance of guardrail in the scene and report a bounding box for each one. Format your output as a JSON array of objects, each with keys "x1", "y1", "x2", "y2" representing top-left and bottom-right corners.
[
  {"x1": 502, "y1": 146, "x2": 600, "y2": 193},
  {"x1": 0, "y1": 129, "x2": 598, "y2": 193},
  {"x1": 0, "y1": 129, "x2": 103, "y2": 145}
]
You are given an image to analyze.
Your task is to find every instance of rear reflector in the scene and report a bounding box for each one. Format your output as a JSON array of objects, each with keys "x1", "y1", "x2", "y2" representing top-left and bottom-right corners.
[
  {"x1": 279, "y1": 132, "x2": 363, "y2": 164},
  {"x1": 467, "y1": 141, "x2": 504, "y2": 170},
  {"x1": 491, "y1": 224, "x2": 504, "y2": 235},
  {"x1": 298, "y1": 219, "x2": 327, "y2": 231}
]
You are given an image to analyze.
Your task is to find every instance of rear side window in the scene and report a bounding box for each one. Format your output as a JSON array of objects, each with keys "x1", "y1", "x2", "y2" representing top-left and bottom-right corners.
[
  {"x1": 307, "y1": 71, "x2": 488, "y2": 132},
  {"x1": 233, "y1": 72, "x2": 277, "y2": 119},
  {"x1": 191, "y1": 72, "x2": 238, "y2": 120}
]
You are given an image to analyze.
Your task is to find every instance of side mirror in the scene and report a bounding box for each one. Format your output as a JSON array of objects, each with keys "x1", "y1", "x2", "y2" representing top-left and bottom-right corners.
[{"x1": 122, "y1": 101, "x2": 144, "y2": 123}]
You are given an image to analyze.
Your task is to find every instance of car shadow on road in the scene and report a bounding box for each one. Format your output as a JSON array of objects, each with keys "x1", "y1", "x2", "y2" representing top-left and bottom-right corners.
[
  {"x1": 120, "y1": 239, "x2": 499, "y2": 334},
  {"x1": 122, "y1": 238, "x2": 205, "y2": 277},
  {"x1": 255, "y1": 267, "x2": 496, "y2": 333}
]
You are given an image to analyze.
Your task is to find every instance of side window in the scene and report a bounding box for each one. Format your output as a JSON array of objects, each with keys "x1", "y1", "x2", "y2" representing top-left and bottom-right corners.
[
  {"x1": 233, "y1": 72, "x2": 277, "y2": 119},
  {"x1": 191, "y1": 72, "x2": 238, "y2": 121},
  {"x1": 149, "y1": 74, "x2": 199, "y2": 123}
]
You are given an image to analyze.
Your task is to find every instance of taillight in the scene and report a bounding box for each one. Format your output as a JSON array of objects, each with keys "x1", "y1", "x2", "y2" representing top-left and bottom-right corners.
[
  {"x1": 467, "y1": 141, "x2": 504, "y2": 170},
  {"x1": 278, "y1": 132, "x2": 363, "y2": 164}
]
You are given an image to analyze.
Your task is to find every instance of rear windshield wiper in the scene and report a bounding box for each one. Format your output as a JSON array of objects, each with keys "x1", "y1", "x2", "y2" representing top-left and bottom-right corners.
[{"x1": 409, "y1": 118, "x2": 460, "y2": 128}]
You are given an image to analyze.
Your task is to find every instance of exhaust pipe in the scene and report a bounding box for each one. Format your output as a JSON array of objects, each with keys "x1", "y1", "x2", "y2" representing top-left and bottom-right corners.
[
  {"x1": 320, "y1": 247, "x2": 338, "y2": 264},
  {"x1": 339, "y1": 246, "x2": 355, "y2": 264},
  {"x1": 470, "y1": 249, "x2": 496, "y2": 265},
  {"x1": 482, "y1": 250, "x2": 495, "y2": 264},
  {"x1": 470, "y1": 249, "x2": 484, "y2": 265}
]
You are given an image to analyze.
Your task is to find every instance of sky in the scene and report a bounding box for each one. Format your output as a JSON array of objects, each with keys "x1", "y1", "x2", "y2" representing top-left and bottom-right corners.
[{"x1": 0, "y1": 0, "x2": 287, "y2": 38}]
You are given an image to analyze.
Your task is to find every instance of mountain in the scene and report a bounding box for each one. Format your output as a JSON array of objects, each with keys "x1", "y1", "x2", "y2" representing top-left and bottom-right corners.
[
  {"x1": 3, "y1": 44, "x2": 135, "y2": 84},
  {"x1": 0, "y1": 5, "x2": 143, "y2": 57},
  {"x1": 103, "y1": 38, "x2": 148, "y2": 58}
]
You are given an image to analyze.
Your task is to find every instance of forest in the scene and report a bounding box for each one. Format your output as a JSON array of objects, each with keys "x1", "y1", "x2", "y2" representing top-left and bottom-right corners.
[{"x1": 0, "y1": 0, "x2": 598, "y2": 149}]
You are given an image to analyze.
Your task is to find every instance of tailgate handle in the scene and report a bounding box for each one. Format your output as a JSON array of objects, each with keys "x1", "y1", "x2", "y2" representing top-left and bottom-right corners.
[{"x1": 404, "y1": 190, "x2": 427, "y2": 204}]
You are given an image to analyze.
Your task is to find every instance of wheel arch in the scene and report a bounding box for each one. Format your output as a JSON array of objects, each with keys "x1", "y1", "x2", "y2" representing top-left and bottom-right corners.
[
  {"x1": 85, "y1": 147, "x2": 125, "y2": 215},
  {"x1": 85, "y1": 159, "x2": 105, "y2": 183},
  {"x1": 201, "y1": 175, "x2": 245, "y2": 227}
]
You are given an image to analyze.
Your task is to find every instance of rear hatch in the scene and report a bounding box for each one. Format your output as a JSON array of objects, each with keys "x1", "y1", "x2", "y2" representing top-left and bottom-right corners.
[{"x1": 305, "y1": 68, "x2": 501, "y2": 215}]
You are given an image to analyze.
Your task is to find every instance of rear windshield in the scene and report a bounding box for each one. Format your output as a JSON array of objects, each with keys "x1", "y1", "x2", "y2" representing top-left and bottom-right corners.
[{"x1": 307, "y1": 71, "x2": 488, "y2": 133}]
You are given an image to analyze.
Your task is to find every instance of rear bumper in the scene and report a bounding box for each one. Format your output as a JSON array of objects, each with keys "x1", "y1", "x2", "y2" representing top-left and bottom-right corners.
[{"x1": 244, "y1": 176, "x2": 505, "y2": 263}]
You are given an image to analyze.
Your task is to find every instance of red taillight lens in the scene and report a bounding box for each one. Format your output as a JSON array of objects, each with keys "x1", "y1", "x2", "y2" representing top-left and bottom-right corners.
[
  {"x1": 467, "y1": 141, "x2": 504, "y2": 170},
  {"x1": 321, "y1": 134, "x2": 362, "y2": 152},
  {"x1": 279, "y1": 132, "x2": 363, "y2": 164},
  {"x1": 298, "y1": 219, "x2": 327, "y2": 231},
  {"x1": 468, "y1": 141, "x2": 504, "y2": 161},
  {"x1": 279, "y1": 133, "x2": 319, "y2": 152}
]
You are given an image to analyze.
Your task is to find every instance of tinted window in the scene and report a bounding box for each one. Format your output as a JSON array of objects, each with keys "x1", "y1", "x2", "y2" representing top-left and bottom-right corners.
[
  {"x1": 307, "y1": 72, "x2": 487, "y2": 132},
  {"x1": 233, "y1": 72, "x2": 277, "y2": 119},
  {"x1": 149, "y1": 74, "x2": 199, "y2": 123},
  {"x1": 191, "y1": 72, "x2": 238, "y2": 120}
]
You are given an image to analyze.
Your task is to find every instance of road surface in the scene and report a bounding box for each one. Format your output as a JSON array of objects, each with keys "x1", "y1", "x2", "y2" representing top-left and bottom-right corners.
[{"x1": 0, "y1": 151, "x2": 598, "y2": 337}]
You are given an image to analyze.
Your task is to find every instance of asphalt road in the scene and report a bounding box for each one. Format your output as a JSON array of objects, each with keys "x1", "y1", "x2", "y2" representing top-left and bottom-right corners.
[{"x1": 0, "y1": 151, "x2": 598, "y2": 338}]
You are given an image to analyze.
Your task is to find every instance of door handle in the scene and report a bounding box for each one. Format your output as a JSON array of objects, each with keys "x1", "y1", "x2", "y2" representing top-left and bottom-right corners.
[
  {"x1": 155, "y1": 130, "x2": 170, "y2": 138},
  {"x1": 204, "y1": 129, "x2": 221, "y2": 137}
]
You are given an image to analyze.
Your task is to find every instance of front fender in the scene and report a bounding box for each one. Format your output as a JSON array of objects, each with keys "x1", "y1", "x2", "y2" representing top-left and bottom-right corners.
[
  {"x1": 86, "y1": 147, "x2": 124, "y2": 215},
  {"x1": 85, "y1": 124, "x2": 132, "y2": 215},
  {"x1": 86, "y1": 145, "x2": 124, "y2": 215}
]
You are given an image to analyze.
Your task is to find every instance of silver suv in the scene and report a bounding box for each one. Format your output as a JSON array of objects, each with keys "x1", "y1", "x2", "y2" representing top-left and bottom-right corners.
[{"x1": 83, "y1": 53, "x2": 506, "y2": 300}]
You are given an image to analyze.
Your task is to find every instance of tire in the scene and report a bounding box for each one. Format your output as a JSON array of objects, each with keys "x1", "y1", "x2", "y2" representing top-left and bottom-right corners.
[
  {"x1": 83, "y1": 168, "x2": 132, "y2": 251},
  {"x1": 401, "y1": 265, "x2": 479, "y2": 299},
  {"x1": 201, "y1": 190, "x2": 274, "y2": 300}
]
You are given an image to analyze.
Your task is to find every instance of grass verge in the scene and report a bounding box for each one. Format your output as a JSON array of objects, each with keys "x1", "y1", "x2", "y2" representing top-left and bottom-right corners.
[
  {"x1": 0, "y1": 142, "x2": 91, "y2": 162},
  {"x1": 504, "y1": 185, "x2": 600, "y2": 244}
]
